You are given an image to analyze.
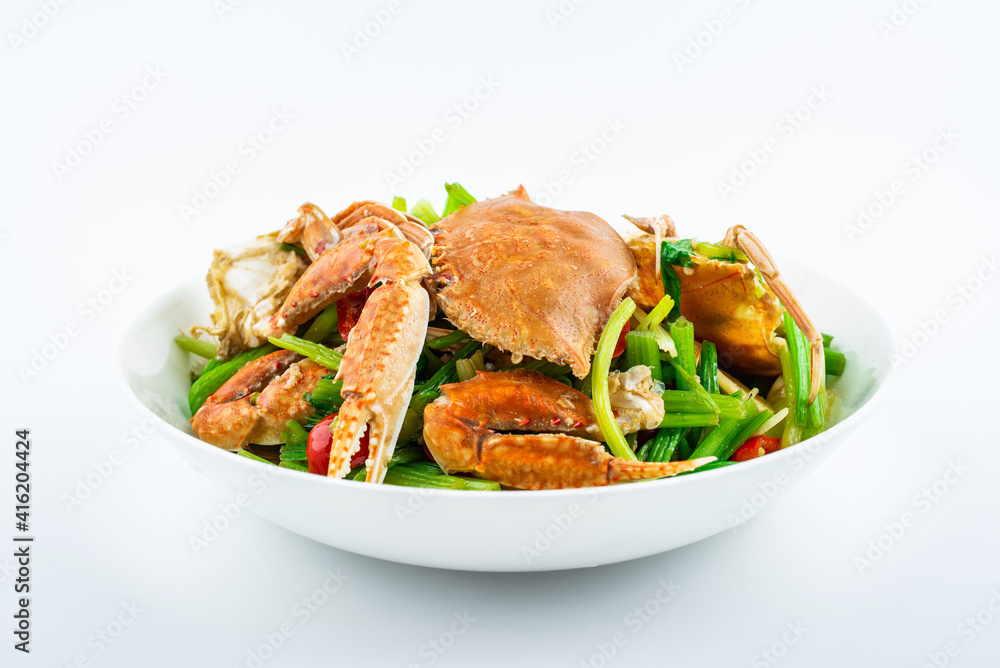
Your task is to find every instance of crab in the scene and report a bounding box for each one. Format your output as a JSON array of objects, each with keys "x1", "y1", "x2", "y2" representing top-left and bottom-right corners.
[
  {"x1": 625, "y1": 217, "x2": 823, "y2": 403},
  {"x1": 423, "y1": 368, "x2": 713, "y2": 489}
]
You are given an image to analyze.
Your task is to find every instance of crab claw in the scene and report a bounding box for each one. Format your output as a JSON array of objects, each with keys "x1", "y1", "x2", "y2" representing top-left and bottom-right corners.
[
  {"x1": 277, "y1": 203, "x2": 342, "y2": 262},
  {"x1": 326, "y1": 235, "x2": 432, "y2": 482},
  {"x1": 723, "y1": 225, "x2": 824, "y2": 404},
  {"x1": 423, "y1": 369, "x2": 713, "y2": 490},
  {"x1": 191, "y1": 349, "x2": 327, "y2": 450}
]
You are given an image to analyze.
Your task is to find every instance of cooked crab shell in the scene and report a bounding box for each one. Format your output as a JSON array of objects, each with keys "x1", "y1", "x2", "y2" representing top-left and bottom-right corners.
[{"x1": 430, "y1": 186, "x2": 637, "y2": 379}]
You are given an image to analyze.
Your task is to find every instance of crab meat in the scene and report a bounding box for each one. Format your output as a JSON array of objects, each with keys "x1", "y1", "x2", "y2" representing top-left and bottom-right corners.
[
  {"x1": 189, "y1": 236, "x2": 306, "y2": 359},
  {"x1": 430, "y1": 186, "x2": 638, "y2": 379},
  {"x1": 190, "y1": 350, "x2": 328, "y2": 450},
  {"x1": 423, "y1": 369, "x2": 712, "y2": 490}
]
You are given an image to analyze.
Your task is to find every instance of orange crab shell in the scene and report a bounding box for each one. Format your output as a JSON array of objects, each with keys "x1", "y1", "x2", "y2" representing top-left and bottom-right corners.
[
  {"x1": 627, "y1": 235, "x2": 783, "y2": 376},
  {"x1": 431, "y1": 187, "x2": 638, "y2": 378}
]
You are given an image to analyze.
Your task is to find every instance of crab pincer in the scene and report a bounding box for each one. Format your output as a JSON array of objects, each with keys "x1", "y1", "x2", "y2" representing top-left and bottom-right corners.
[
  {"x1": 325, "y1": 235, "x2": 432, "y2": 483},
  {"x1": 423, "y1": 369, "x2": 714, "y2": 490}
]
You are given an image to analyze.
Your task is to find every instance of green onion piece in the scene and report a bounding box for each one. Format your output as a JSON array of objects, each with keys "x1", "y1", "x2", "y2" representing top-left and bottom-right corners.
[
  {"x1": 456, "y1": 359, "x2": 476, "y2": 382},
  {"x1": 237, "y1": 449, "x2": 274, "y2": 465},
  {"x1": 661, "y1": 266, "x2": 682, "y2": 321},
  {"x1": 669, "y1": 318, "x2": 697, "y2": 391},
  {"x1": 690, "y1": 414, "x2": 746, "y2": 460},
  {"x1": 278, "y1": 242, "x2": 307, "y2": 257},
  {"x1": 188, "y1": 344, "x2": 277, "y2": 414},
  {"x1": 778, "y1": 344, "x2": 805, "y2": 448},
  {"x1": 392, "y1": 196, "x2": 407, "y2": 212},
  {"x1": 427, "y1": 329, "x2": 470, "y2": 349},
  {"x1": 410, "y1": 199, "x2": 441, "y2": 226},
  {"x1": 421, "y1": 348, "x2": 444, "y2": 378},
  {"x1": 625, "y1": 330, "x2": 661, "y2": 382},
  {"x1": 592, "y1": 298, "x2": 638, "y2": 461},
  {"x1": 279, "y1": 460, "x2": 308, "y2": 472},
  {"x1": 694, "y1": 241, "x2": 748, "y2": 263},
  {"x1": 279, "y1": 420, "x2": 309, "y2": 449},
  {"x1": 699, "y1": 341, "x2": 719, "y2": 394},
  {"x1": 807, "y1": 353, "x2": 828, "y2": 435},
  {"x1": 821, "y1": 332, "x2": 833, "y2": 347},
  {"x1": 661, "y1": 355, "x2": 716, "y2": 412},
  {"x1": 269, "y1": 334, "x2": 343, "y2": 370},
  {"x1": 645, "y1": 428, "x2": 689, "y2": 462},
  {"x1": 302, "y1": 305, "x2": 339, "y2": 343},
  {"x1": 660, "y1": 391, "x2": 747, "y2": 418},
  {"x1": 824, "y1": 347, "x2": 846, "y2": 376},
  {"x1": 303, "y1": 377, "x2": 345, "y2": 428},
  {"x1": 637, "y1": 294, "x2": 675, "y2": 332},
  {"x1": 726, "y1": 410, "x2": 775, "y2": 461},
  {"x1": 442, "y1": 182, "x2": 476, "y2": 217},
  {"x1": 782, "y1": 312, "x2": 811, "y2": 423},
  {"x1": 397, "y1": 340, "x2": 482, "y2": 446},
  {"x1": 658, "y1": 413, "x2": 720, "y2": 429},
  {"x1": 175, "y1": 335, "x2": 218, "y2": 360},
  {"x1": 201, "y1": 358, "x2": 222, "y2": 375}
]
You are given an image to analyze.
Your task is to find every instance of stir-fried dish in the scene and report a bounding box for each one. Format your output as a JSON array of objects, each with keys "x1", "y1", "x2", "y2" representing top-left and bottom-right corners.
[{"x1": 176, "y1": 184, "x2": 847, "y2": 491}]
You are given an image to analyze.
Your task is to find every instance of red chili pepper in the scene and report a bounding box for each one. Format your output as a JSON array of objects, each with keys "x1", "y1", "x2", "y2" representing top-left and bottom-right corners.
[
  {"x1": 613, "y1": 320, "x2": 630, "y2": 357},
  {"x1": 731, "y1": 435, "x2": 781, "y2": 462},
  {"x1": 336, "y1": 288, "x2": 373, "y2": 341},
  {"x1": 306, "y1": 414, "x2": 370, "y2": 474}
]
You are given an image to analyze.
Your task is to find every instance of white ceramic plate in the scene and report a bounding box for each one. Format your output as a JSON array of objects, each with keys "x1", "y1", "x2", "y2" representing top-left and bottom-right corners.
[{"x1": 115, "y1": 259, "x2": 894, "y2": 571}]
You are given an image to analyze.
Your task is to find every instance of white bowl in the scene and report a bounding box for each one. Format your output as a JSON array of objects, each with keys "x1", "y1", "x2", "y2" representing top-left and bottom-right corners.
[{"x1": 115, "y1": 259, "x2": 894, "y2": 571}]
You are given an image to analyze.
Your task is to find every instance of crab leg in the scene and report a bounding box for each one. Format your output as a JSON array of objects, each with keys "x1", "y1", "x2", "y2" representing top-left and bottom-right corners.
[
  {"x1": 326, "y1": 236, "x2": 431, "y2": 482},
  {"x1": 423, "y1": 369, "x2": 713, "y2": 490},
  {"x1": 723, "y1": 225, "x2": 824, "y2": 404},
  {"x1": 254, "y1": 226, "x2": 404, "y2": 340},
  {"x1": 277, "y1": 203, "x2": 342, "y2": 262}
]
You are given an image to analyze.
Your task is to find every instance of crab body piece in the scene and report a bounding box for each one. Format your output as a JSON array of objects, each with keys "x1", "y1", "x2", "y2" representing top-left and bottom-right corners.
[
  {"x1": 627, "y1": 222, "x2": 822, "y2": 401},
  {"x1": 430, "y1": 187, "x2": 637, "y2": 379},
  {"x1": 191, "y1": 350, "x2": 328, "y2": 450}
]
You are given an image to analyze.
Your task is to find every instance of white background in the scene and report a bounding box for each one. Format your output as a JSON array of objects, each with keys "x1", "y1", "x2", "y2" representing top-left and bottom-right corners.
[{"x1": 2, "y1": 0, "x2": 999, "y2": 666}]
